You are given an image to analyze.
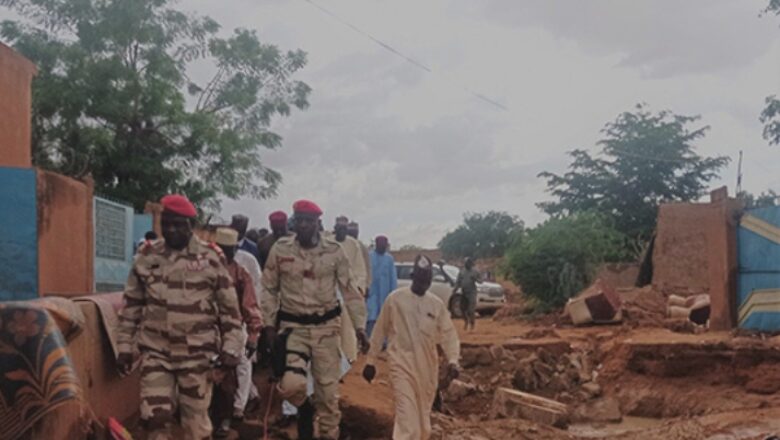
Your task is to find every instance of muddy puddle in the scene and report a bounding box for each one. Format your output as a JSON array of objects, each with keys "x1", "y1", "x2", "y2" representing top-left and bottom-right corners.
[{"x1": 568, "y1": 416, "x2": 665, "y2": 437}]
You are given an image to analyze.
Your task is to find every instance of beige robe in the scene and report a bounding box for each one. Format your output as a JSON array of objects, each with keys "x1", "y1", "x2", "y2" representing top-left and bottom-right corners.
[
  {"x1": 338, "y1": 236, "x2": 368, "y2": 361},
  {"x1": 367, "y1": 287, "x2": 460, "y2": 440},
  {"x1": 359, "y1": 239, "x2": 372, "y2": 290}
]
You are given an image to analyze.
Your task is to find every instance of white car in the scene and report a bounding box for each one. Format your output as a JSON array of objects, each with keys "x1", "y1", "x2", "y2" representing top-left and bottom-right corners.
[{"x1": 395, "y1": 261, "x2": 506, "y2": 317}]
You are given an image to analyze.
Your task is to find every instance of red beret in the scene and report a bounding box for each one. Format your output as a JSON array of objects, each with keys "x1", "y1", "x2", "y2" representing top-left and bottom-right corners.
[
  {"x1": 269, "y1": 210, "x2": 288, "y2": 224},
  {"x1": 160, "y1": 194, "x2": 197, "y2": 218},
  {"x1": 375, "y1": 235, "x2": 389, "y2": 245},
  {"x1": 293, "y1": 200, "x2": 323, "y2": 217}
]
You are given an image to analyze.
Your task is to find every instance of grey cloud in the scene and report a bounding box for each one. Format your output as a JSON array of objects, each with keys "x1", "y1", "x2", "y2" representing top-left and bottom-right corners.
[
  {"x1": 208, "y1": 0, "x2": 776, "y2": 247},
  {"x1": 464, "y1": 0, "x2": 779, "y2": 78},
  {"x1": 272, "y1": 80, "x2": 552, "y2": 203}
]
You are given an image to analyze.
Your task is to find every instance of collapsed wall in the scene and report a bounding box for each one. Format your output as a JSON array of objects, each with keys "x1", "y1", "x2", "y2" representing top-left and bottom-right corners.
[
  {"x1": 652, "y1": 194, "x2": 741, "y2": 330},
  {"x1": 595, "y1": 263, "x2": 640, "y2": 288}
]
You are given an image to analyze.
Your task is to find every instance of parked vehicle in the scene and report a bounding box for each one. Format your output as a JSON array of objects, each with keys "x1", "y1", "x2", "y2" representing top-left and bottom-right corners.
[{"x1": 395, "y1": 261, "x2": 506, "y2": 318}]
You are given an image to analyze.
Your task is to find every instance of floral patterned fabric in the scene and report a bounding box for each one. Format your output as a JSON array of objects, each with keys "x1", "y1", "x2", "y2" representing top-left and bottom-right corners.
[{"x1": 0, "y1": 302, "x2": 82, "y2": 440}]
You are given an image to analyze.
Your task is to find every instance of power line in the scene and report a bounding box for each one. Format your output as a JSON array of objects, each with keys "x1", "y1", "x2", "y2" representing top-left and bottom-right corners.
[
  {"x1": 303, "y1": 0, "x2": 431, "y2": 73},
  {"x1": 302, "y1": 0, "x2": 508, "y2": 112}
]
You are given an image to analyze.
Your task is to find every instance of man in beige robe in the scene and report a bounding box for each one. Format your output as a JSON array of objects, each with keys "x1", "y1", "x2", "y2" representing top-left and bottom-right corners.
[
  {"x1": 362, "y1": 255, "x2": 460, "y2": 440},
  {"x1": 333, "y1": 216, "x2": 368, "y2": 362}
]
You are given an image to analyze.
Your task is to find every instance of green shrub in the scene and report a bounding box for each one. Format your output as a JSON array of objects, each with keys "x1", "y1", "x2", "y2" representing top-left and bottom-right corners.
[{"x1": 503, "y1": 212, "x2": 628, "y2": 308}]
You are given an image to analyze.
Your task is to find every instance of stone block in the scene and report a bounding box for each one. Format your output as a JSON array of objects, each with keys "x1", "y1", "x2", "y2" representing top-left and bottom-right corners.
[{"x1": 490, "y1": 387, "x2": 569, "y2": 428}]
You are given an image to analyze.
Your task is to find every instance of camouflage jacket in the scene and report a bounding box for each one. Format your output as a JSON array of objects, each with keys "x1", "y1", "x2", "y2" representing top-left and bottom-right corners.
[
  {"x1": 116, "y1": 236, "x2": 244, "y2": 366},
  {"x1": 261, "y1": 234, "x2": 367, "y2": 330}
]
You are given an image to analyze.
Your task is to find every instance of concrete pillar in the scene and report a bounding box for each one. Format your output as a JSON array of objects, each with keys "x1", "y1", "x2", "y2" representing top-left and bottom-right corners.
[{"x1": 706, "y1": 196, "x2": 741, "y2": 330}]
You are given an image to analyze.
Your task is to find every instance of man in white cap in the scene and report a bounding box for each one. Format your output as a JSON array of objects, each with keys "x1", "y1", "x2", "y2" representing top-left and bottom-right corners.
[
  {"x1": 333, "y1": 215, "x2": 368, "y2": 362},
  {"x1": 362, "y1": 255, "x2": 460, "y2": 440},
  {"x1": 213, "y1": 227, "x2": 263, "y2": 437}
]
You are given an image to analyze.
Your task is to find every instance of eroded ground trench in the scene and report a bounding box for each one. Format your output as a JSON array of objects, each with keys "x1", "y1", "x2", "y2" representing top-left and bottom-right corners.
[
  {"x1": 336, "y1": 318, "x2": 780, "y2": 440},
  {"x1": 135, "y1": 318, "x2": 780, "y2": 439}
]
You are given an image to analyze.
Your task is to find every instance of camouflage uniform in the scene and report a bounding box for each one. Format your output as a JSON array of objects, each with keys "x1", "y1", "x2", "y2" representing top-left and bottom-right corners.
[
  {"x1": 456, "y1": 267, "x2": 481, "y2": 329},
  {"x1": 117, "y1": 237, "x2": 244, "y2": 440},
  {"x1": 261, "y1": 234, "x2": 367, "y2": 440}
]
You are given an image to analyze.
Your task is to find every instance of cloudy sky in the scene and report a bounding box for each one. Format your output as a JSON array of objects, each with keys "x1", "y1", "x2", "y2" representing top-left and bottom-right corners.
[{"x1": 192, "y1": 0, "x2": 780, "y2": 248}]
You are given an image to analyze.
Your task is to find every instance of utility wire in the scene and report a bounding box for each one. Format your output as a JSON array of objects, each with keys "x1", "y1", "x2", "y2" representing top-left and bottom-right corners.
[
  {"x1": 303, "y1": 0, "x2": 431, "y2": 73},
  {"x1": 302, "y1": 0, "x2": 508, "y2": 112}
]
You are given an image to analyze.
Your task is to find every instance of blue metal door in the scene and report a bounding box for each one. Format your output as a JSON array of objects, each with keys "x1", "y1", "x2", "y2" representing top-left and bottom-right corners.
[{"x1": 738, "y1": 206, "x2": 780, "y2": 330}]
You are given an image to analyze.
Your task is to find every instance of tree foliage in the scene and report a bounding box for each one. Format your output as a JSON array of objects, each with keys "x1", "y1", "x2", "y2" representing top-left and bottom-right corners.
[
  {"x1": 738, "y1": 189, "x2": 779, "y2": 210},
  {"x1": 0, "y1": 0, "x2": 310, "y2": 211},
  {"x1": 761, "y1": 2, "x2": 780, "y2": 146},
  {"x1": 538, "y1": 104, "x2": 729, "y2": 241},
  {"x1": 503, "y1": 212, "x2": 628, "y2": 308},
  {"x1": 438, "y1": 211, "x2": 523, "y2": 259},
  {"x1": 762, "y1": 96, "x2": 780, "y2": 146}
]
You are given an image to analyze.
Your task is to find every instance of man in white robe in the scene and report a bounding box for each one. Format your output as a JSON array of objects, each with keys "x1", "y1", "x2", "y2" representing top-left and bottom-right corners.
[{"x1": 363, "y1": 255, "x2": 460, "y2": 440}]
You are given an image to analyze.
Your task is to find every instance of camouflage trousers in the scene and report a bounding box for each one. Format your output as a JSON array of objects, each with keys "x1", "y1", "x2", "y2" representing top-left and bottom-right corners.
[
  {"x1": 278, "y1": 325, "x2": 342, "y2": 440},
  {"x1": 461, "y1": 293, "x2": 477, "y2": 327},
  {"x1": 139, "y1": 356, "x2": 214, "y2": 440}
]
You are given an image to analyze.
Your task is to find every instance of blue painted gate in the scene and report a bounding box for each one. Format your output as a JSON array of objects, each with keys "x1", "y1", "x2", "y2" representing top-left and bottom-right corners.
[{"x1": 738, "y1": 206, "x2": 780, "y2": 330}]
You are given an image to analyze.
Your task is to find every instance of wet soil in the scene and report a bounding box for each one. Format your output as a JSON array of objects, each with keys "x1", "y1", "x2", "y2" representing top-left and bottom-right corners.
[{"x1": 128, "y1": 304, "x2": 780, "y2": 439}]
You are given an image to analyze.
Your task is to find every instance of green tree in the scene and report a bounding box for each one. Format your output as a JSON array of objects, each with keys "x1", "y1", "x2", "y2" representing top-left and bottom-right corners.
[
  {"x1": 761, "y1": 2, "x2": 780, "y2": 145},
  {"x1": 762, "y1": 96, "x2": 780, "y2": 146},
  {"x1": 738, "y1": 189, "x2": 779, "y2": 209},
  {"x1": 538, "y1": 104, "x2": 729, "y2": 242},
  {"x1": 503, "y1": 212, "x2": 628, "y2": 308},
  {"x1": 438, "y1": 211, "x2": 523, "y2": 259},
  {"x1": 0, "y1": 0, "x2": 310, "y2": 211},
  {"x1": 398, "y1": 244, "x2": 423, "y2": 251}
]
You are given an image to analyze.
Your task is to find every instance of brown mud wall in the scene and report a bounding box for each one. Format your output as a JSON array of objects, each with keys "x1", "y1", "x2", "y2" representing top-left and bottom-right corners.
[
  {"x1": 37, "y1": 170, "x2": 94, "y2": 295},
  {"x1": 393, "y1": 248, "x2": 443, "y2": 264},
  {"x1": 0, "y1": 43, "x2": 36, "y2": 168},
  {"x1": 653, "y1": 204, "x2": 712, "y2": 295},
  {"x1": 652, "y1": 196, "x2": 740, "y2": 330},
  {"x1": 68, "y1": 301, "x2": 140, "y2": 426},
  {"x1": 595, "y1": 263, "x2": 640, "y2": 288}
]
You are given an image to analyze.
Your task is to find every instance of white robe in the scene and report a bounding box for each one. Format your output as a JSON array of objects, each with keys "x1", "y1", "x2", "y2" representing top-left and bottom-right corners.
[{"x1": 367, "y1": 287, "x2": 460, "y2": 440}]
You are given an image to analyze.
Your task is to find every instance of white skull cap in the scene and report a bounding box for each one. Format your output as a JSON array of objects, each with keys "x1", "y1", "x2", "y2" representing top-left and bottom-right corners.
[{"x1": 416, "y1": 255, "x2": 431, "y2": 269}]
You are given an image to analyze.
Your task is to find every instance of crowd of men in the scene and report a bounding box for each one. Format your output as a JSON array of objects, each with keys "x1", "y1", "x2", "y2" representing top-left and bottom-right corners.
[{"x1": 116, "y1": 194, "x2": 461, "y2": 440}]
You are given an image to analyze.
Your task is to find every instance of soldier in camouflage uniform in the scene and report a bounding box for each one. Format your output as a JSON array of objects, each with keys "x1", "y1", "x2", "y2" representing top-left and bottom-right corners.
[
  {"x1": 116, "y1": 194, "x2": 244, "y2": 440},
  {"x1": 261, "y1": 200, "x2": 369, "y2": 440}
]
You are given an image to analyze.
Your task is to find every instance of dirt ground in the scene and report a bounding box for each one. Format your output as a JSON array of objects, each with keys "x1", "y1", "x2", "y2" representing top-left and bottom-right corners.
[
  {"x1": 334, "y1": 312, "x2": 780, "y2": 440},
  {"x1": 128, "y1": 288, "x2": 780, "y2": 440}
]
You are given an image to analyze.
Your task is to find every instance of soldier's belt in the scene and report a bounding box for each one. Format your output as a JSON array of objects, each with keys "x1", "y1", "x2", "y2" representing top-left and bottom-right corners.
[{"x1": 277, "y1": 305, "x2": 342, "y2": 325}]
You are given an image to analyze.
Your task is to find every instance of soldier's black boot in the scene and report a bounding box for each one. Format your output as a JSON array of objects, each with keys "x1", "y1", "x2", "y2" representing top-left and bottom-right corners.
[{"x1": 297, "y1": 399, "x2": 315, "y2": 440}]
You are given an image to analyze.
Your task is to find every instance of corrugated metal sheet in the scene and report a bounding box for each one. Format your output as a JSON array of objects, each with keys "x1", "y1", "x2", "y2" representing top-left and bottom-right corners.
[{"x1": 738, "y1": 206, "x2": 780, "y2": 330}]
